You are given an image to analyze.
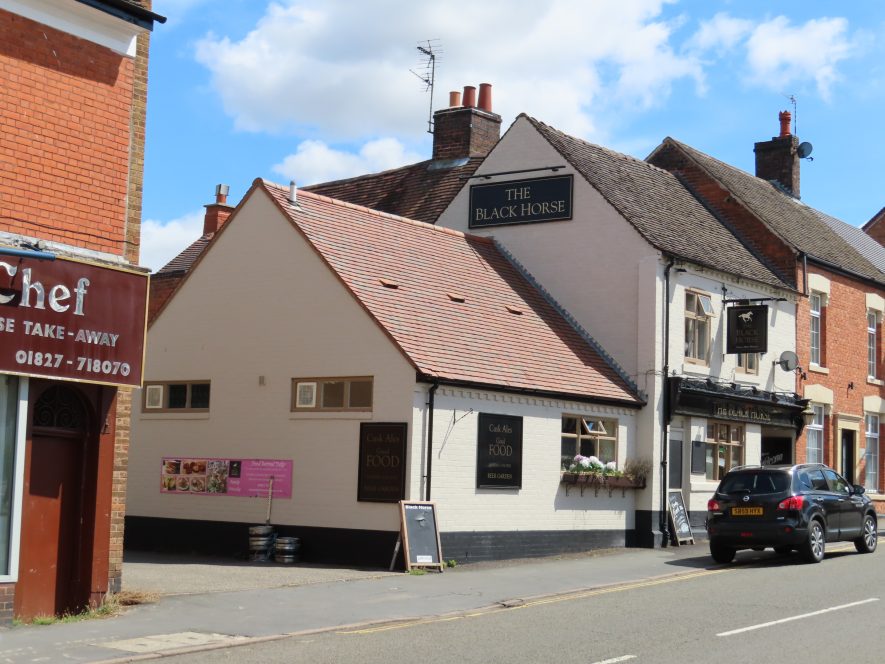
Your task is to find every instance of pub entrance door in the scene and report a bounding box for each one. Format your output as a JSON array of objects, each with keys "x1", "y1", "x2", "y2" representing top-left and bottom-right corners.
[
  {"x1": 14, "y1": 384, "x2": 95, "y2": 620},
  {"x1": 841, "y1": 430, "x2": 856, "y2": 484}
]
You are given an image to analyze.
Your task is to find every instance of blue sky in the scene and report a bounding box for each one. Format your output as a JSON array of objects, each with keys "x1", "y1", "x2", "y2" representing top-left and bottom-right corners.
[{"x1": 141, "y1": 0, "x2": 885, "y2": 271}]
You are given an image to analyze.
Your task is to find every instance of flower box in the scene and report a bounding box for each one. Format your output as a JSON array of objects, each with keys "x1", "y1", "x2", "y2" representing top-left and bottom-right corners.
[{"x1": 560, "y1": 471, "x2": 645, "y2": 496}]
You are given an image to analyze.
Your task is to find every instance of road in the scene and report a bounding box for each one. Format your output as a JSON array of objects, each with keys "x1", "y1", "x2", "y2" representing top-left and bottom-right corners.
[{"x1": 158, "y1": 544, "x2": 883, "y2": 664}]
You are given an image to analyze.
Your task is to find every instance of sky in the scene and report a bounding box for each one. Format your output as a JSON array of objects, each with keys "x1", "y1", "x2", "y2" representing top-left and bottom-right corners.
[{"x1": 140, "y1": 0, "x2": 885, "y2": 271}]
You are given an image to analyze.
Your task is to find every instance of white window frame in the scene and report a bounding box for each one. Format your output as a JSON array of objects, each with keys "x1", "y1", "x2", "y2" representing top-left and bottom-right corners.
[
  {"x1": 806, "y1": 404, "x2": 825, "y2": 464},
  {"x1": 865, "y1": 413, "x2": 879, "y2": 492},
  {"x1": 810, "y1": 293, "x2": 822, "y2": 366},
  {"x1": 736, "y1": 352, "x2": 758, "y2": 375},
  {"x1": 685, "y1": 291, "x2": 714, "y2": 365},
  {"x1": 868, "y1": 311, "x2": 878, "y2": 379}
]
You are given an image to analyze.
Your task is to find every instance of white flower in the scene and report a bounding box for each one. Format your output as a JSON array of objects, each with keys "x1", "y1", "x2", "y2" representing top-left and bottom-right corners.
[{"x1": 605, "y1": 461, "x2": 617, "y2": 471}]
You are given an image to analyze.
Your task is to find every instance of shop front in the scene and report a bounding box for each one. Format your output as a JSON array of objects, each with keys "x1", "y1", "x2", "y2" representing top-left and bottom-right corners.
[
  {"x1": 667, "y1": 376, "x2": 809, "y2": 529},
  {"x1": 0, "y1": 252, "x2": 147, "y2": 620}
]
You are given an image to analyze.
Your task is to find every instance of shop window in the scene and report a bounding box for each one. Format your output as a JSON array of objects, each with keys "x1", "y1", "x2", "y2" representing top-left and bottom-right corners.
[
  {"x1": 806, "y1": 404, "x2": 824, "y2": 464},
  {"x1": 560, "y1": 415, "x2": 617, "y2": 468},
  {"x1": 1, "y1": 376, "x2": 18, "y2": 577},
  {"x1": 703, "y1": 421, "x2": 743, "y2": 481},
  {"x1": 865, "y1": 414, "x2": 879, "y2": 492},
  {"x1": 685, "y1": 291, "x2": 713, "y2": 365},
  {"x1": 143, "y1": 381, "x2": 211, "y2": 412},
  {"x1": 810, "y1": 293, "x2": 824, "y2": 366},
  {"x1": 291, "y1": 377, "x2": 373, "y2": 412},
  {"x1": 736, "y1": 353, "x2": 758, "y2": 375},
  {"x1": 867, "y1": 311, "x2": 878, "y2": 379}
]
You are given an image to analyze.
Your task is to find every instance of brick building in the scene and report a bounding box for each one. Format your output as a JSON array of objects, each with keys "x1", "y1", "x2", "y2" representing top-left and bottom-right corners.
[
  {"x1": 648, "y1": 112, "x2": 885, "y2": 515},
  {"x1": 0, "y1": 0, "x2": 163, "y2": 623}
]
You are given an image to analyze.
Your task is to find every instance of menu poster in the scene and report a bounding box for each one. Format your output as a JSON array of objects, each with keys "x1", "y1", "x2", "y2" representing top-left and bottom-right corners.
[{"x1": 161, "y1": 457, "x2": 292, "y2": 498}]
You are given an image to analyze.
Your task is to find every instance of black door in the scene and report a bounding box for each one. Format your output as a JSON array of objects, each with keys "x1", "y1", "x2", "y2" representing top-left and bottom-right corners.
[{"x1": 841, "y1": 430, "x2": 856, "y2": 484}]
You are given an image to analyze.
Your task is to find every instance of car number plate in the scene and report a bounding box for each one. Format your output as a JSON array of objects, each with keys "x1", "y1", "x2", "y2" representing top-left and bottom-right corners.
[{"x1": 731, "y1": 506, "x2": 763, "y2": 516}]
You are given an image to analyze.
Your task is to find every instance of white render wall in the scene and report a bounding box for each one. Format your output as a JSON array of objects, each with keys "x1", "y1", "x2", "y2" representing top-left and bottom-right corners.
[
  {"x1": 128, "y1": 189, "x2": 417, "y2": 533},
  {"x1": 412, "y1": 386, "x2": 640, "y2": 533}
]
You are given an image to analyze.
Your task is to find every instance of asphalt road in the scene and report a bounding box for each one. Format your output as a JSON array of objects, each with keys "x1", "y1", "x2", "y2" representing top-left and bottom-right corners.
[{"x1": 158, "y1": 543, "x2": 884, "y2": 664}]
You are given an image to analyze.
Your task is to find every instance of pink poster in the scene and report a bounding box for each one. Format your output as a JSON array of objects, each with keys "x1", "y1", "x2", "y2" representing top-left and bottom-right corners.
[{"x1": 161, "y1": 457, "x2": 292, "y2": 498}]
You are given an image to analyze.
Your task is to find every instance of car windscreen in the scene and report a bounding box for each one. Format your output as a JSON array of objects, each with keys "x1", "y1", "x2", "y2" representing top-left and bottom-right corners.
[{"x1": 718, "y1": 471, "x2": 790, "y2": 495}]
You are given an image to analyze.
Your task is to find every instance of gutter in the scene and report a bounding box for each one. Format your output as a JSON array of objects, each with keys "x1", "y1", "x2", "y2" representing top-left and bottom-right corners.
[
  {"x1": 75, "y1": 0, "x2": 167, "y2": 30},
  {"x1": 661, "y1": 256, "x2": 675, "y2": 547}
]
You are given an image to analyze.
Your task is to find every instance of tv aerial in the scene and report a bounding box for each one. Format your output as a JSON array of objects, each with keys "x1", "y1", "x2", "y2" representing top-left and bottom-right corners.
[
  {"x1": 410, "y1": 39, "x2": 442, "y2": 135},
  {"x1": 786, "y1": 94, "x2": 814, "y2": 161}
]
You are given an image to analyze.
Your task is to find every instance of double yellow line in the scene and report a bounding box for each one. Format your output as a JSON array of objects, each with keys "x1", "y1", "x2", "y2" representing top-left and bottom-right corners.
[{"x1": 340, "y1": 568, "x2": 732, "y2": 635}]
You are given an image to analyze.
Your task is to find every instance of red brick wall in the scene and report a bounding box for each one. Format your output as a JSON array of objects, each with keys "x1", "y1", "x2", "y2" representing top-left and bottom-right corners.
[
  {"x1": 432, "y1": 107, "x2": 501, "y2": 160},
  {"x1": 795, "y1": 264, "x2": 885, "y2": 493},
  {"x1": 0, "y1": 9, "x2": 134, "y2": 255},
  {"x1": 148, "y1": 274, "x2": 183, "y2": 323},
  {"x1": 0, "y1": 583, "x2": 13, "y2": 624}
]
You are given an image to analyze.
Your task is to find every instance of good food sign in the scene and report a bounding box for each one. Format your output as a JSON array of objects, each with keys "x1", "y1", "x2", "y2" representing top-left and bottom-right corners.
[
  {"x1": 0, "y1": 254, "x2": 148, "y2": 387},
  {"x1": 469, "y1": 175, "x2": 573, "y2": 228}
]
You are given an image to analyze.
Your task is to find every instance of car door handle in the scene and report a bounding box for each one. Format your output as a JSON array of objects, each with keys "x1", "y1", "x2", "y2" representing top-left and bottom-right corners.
[{"x1": 812, "y1": 497, "x2": 823, "y2": 502}]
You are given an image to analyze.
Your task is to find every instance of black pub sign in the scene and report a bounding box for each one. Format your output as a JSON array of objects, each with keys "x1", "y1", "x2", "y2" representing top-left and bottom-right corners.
[
  {"x1": 469, "y1": 174, "x2": 573, "y2": 228},
  {"x1": 726, "y1": 305, "x2": 768, "y2": 354},
  {"x1": 476, "y1": 413, "x2": 523, "y2": 489},
  {"x1": 357, "y1": 422, "x2": 407, "y2": 502}
]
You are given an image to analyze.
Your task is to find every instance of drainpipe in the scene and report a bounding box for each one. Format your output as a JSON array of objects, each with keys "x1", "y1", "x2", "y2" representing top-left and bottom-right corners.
[
  {"x1": 661, "y1": 257, "x2": 675, "y2": 547},
  {"x1": 425, "y1": 382, "x2": 439, "y2": 501},
  {"x1": 801, "y1": 252, "x2": 808, "y2": 295}
]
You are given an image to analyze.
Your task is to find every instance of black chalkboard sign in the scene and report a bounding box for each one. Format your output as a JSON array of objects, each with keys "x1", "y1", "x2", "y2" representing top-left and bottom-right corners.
[
  {"x1": 358, "y1": 423, "x2": 407, "y2": 502},
  {"x1": 399, "y1": 501, "x2": 443, "y2": 571},
  {"x1": 667, "y1": 490, "x2": 694, "y2": 545},
  {"x1": 476, "y1": 413, "x2": 523, "y2": 489}
]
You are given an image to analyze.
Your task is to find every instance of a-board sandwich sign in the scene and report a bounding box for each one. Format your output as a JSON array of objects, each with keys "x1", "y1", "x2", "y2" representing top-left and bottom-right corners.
[
  {"x1": 667, "y1": 490, "x2": 694, "y2": 545},
  {"x1": 399, "y1": 501, "x2": 443, "y2": 572}
]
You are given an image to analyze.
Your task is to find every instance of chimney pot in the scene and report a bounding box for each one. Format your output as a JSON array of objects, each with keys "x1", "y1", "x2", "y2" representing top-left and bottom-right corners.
[
  {"x1": 289, "y1": 180, "x2": 297, "y2": 204},
  {"x1": 462, "y1": 85, "x2": 476, "y2": 108},
  {"x1": 778, "y1": 110, "x2": 792, "y2": 137},
  {"x1": 215, "y1": 183, "x2": 229, "y2": 205},
  {"x1": 477, "y1": 83, "x2": 492, "y2": 112},
  {"x1": 449, "y1": 90, "x2": 461, "y2": 107}
]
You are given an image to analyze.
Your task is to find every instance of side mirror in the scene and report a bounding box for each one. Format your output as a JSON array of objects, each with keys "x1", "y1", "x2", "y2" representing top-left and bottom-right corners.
[{"x1": 852, "y1": 484, "x2": 866, "y2": 495}]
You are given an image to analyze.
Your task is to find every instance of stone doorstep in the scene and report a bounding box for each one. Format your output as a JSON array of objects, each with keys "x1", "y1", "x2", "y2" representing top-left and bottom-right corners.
[{"x1": 100, "y1": 632, "x2": 247, "y2": 654}]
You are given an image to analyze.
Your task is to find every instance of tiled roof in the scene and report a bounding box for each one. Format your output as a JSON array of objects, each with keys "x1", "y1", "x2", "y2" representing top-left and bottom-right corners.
[
  {"x1": 524, "y1": 116, "x2": 791, "y2": 290},
  {"x1": 818, "y1": 212, "x2": 885, "y2": 274},
  {"x1": 155, "y1": 233, "x2": 214, "y2": 275},
  {"x1": 304, "y1": 157, "x2": 483, "y2": 225},
  {"x1": 261, "y1": 180, "x2": 642, "y2": 406},
  {"x1": 659, "y1": 138, "x2": 885, "y2": 285}
]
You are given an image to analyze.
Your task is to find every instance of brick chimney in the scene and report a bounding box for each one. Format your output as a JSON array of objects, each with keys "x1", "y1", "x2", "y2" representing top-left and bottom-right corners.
[
  {"x1": 754, "y1": 111, "x2": 801, "y2": 197},
  {"x1": 432, "y1": 83, "x2": 502, "y2": 160},
  {"x1": 203, "y1": 184, "x2": 234, "y2": 234}
]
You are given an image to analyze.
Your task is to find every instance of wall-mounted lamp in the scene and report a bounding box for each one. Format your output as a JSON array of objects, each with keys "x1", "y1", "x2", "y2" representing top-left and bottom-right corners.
[{"x1": 801, "y1": 405, "x2": 816, "y2": 427}]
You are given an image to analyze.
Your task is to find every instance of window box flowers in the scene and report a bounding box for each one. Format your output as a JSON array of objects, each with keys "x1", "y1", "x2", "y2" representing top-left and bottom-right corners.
[{"x1": 560, "y1": 455, "x2": 647, "y2": 495}]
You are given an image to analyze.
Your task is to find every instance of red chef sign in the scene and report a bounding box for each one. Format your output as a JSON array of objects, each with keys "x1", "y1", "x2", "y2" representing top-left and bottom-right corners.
[{"x1": 0, "y1": 254, "x2": 148, "y2": 387}]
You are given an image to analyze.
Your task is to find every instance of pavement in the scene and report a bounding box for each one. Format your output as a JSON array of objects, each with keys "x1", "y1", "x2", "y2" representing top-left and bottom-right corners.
[
  {"x1": 0, "y1": 543, "x2": 724, "y2": 663},
  {"x1": 8, "y1": 532, "x2": 876, "y2": 664}
]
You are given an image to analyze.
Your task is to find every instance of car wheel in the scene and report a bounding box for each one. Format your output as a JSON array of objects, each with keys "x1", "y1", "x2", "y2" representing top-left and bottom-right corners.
[
  {"x1": 855, "y1": 514, "x2": 878, "y2": 554},
  {"x1": 774, "y1": 545, "x2": 792, "y2": 555},
  {"x1": 800, "y1": 520, "x2": 825, "y2": 563},
  {"x1": 710, "y1": 540, "x2": 736, "y2": 564}
]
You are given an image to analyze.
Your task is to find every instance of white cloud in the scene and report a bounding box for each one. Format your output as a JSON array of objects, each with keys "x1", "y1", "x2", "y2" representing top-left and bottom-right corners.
[
  {"x1": 193, "y1": 0, "x2": 702, "y2": 142},
  {"x1": 688, "y1": 13, "x2": 753, "y2": 54},
  {"x1": 273, "y1": 138, "x2": 424, "y2": 185},
  {"x1": 140, "y1": 210, "x2": 205, "y2": 272},
  {"x1": 744, "y1": 17, "x2": 854, "y2": 99}
]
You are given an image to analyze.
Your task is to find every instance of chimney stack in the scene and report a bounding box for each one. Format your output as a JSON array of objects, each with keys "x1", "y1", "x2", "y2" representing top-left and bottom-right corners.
[
  {"x1": 432, "y1": 82, "x2": 501, "y2": 161},
  {"x1": 754, "y1": 111, "x2": 801, "y2": 198},
  {"x1": 203, "y1": 183, "x2": 234, "y2": 235}
]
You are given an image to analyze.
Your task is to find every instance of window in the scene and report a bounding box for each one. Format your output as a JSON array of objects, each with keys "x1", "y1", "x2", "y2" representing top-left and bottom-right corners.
[
  {"x1": 703, "y1": 422, "x2": 743, "y2": 481},
  {"x1": 291, "y1": 377, "x2": 373, "y2": 412},
  {"x1": 823, "y1": 468, "x2": 851, "y2": 495},
  {"x1": 736, "y1": 353, "x2": 758, "y2": 374},
  {"x1": 810, "y1": 293, "x2": 822, "y2": 365},
  {"x1": 1, "y1": 376, "x2": 19, "y2": 577},
  {"x1": 685, "y1": 292, "x2": 714, "y2": 364},
  {"x1": 142, "y1": 381, "x2": 210, "y2": 412},
  {"x1": 561, "y1": 415, "x2": 618, "y2": 468},
  {"x1": 806, "y1": 404, "x2": 824, "y2": 464},
  {"x1": 868, "y1": 311, "x2": 878, "y2": 379},
  {"x1": 865, "y1": 414, "x2": 879, "y2": 492}
]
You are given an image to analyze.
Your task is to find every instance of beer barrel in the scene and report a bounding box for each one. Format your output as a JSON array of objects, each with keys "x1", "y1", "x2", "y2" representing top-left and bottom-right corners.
[{"x1": 274, "y1": 537, "x2": 301, "y2": 563}]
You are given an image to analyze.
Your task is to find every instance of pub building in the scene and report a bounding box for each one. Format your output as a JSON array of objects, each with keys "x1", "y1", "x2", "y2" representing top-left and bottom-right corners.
[
  {"x1": 0, "y1": 0, "x2": 161, "y2": 623},
  {"x1": 125, "y1": 180, "x2": 645, "y2": 565},
  {"x1": 435, "y1": 113, "x2": 809, "y2": 540}
]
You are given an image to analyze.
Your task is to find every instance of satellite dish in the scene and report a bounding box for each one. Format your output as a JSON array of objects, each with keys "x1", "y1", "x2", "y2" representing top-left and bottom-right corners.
[
  {"x1": 797, "y1": 142, "x2": 813, "y2": 159},
  {"x1": 778, "y1": 350, "x2": 799, "y2": 372}
]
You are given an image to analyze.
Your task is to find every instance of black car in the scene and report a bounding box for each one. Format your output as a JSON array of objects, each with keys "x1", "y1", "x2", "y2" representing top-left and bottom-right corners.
[{"x1": 706, "y1": 463, "x2": 878, "y2": 564}]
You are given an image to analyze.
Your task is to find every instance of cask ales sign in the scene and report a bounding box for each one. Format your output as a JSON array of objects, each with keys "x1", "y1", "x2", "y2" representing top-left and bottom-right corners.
[
  {"x1": 469, "y1": 175, "x2": 573, "y2": 228},
  {"x1": 476, "y1": 413, "x2": 523, "y2": 489},
  {"x1": 726, "y1": 305, "x2": 768, "y2": 354},
  {"x1": 358, "y1": 422, "x2": 407, "y2": 502}
]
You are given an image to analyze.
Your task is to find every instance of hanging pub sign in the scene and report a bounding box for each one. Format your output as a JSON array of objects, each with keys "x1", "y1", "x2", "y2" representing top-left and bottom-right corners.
[
  {"x1": 0, "y1": 254, "x2": 148, "y2": 387},
  {"x1": 357, "y1": 422, "x2": 407, "y2": 502},
  {"x1": 476, "y1": 413, "x2": 523, "y2": 489},
  {"x1": 469, "y1": 174, "x2": 573, "y2": 228},
  {"x1": 726, "y1": 305, "x2": 768, "y2": 354}
]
